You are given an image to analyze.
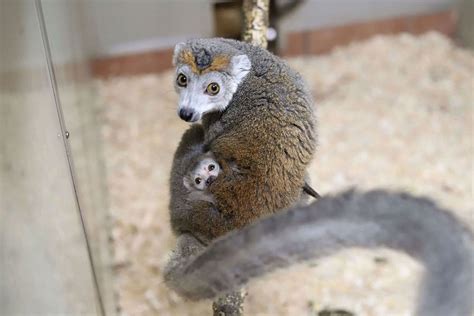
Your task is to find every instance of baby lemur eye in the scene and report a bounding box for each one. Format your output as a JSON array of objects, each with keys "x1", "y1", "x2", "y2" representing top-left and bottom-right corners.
[
  {"x1": 177, "y1": 73, "x2": 187, "y2": 87},
  {"x1": 208, "y1": 164, "x2": 215, "y2": 171},
  {"x1": 206, "y1": 83, "x2": 220, "y2": 95},
  {"x1": 195, "y1": 177, "x2": 201, "y2": 185}
]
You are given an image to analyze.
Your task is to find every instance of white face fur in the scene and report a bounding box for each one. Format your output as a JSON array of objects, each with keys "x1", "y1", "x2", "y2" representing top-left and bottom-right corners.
[
  {"x1": 184, "y1": 157, "x2": 221, "y2": 191},
  {"x1": 173, "y1": 45, "x2": 251, "y2": 122}
]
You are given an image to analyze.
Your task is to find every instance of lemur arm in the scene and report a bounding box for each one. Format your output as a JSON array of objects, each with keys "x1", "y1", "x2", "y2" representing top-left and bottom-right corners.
[{"x1": 164, "y1": 190, "x2": 474, "y2": 316}]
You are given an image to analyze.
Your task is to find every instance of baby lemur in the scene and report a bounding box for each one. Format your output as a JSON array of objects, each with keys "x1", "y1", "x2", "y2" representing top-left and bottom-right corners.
[
  {"x1": 183, "y1": 151, "x2": 220, "y2": 204},
  {"x1": 171, "y1": 38, "x2": 316, "y2": 241},
  {"x1": 170, "y1": 124, "x2": 319, "y2": 243},
  {"x1": 170, "y1": 124, "x2": 234, "y2": 241}
]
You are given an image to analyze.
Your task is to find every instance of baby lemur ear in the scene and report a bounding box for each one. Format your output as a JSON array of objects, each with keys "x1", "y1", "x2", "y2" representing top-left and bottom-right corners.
[
  {"x1": 173, "y1": 42, "x2": 187, "y2": 66},
  {"x1": 183, "y1": 177, "x2": 193, "y2": 190},
  {"x1": 229, "y1": 55, "x2": 251, "y2": 83}
]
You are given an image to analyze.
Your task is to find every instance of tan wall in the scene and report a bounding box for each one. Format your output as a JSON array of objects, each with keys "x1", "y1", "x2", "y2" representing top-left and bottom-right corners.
[
  {"x1": 2, "y1": 0, "x2": 459, "y2": 71},
  {"x1": 280, "y1": 0, "x2": 455, "y2": 33},
  {"x1": 0, "y1": 1, "x2": 100, "y2": 314},
  {"x1": 1, "y1": 0, "x2": 115, "y2": 313}
]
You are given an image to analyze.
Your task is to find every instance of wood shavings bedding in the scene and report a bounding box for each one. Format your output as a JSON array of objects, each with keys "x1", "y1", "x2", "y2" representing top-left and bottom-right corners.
[{"x1": 98, "y1": 32, "x2": 473, "y2": 316}]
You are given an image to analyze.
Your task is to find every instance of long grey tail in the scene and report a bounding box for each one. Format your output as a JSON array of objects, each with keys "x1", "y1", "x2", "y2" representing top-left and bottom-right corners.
[{"x1": 164, "y1": 190, "x2": 474, "y2": 316}]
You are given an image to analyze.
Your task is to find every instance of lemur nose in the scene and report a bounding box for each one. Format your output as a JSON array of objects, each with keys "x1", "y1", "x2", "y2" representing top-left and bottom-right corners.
[
  {"x1": 206, "y1": 176, "x2": 216, "y2": 186},
  {"x1": 179, "y1": 108, "x2": 194, "y2": 122}
]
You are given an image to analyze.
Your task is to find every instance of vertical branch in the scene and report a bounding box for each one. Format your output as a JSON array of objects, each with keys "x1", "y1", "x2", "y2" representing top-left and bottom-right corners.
[
  {"x1": 242, "y1": 0, "x2": 270, "y2": 48},
  {"x1": 212, "y1": 290, "x2": 247, "y2": 316},
  {"x1": 211, "y1": 2, "x2": 270, "y2": 315}
]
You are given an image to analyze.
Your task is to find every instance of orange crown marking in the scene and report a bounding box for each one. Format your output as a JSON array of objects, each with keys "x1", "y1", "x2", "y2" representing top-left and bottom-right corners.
[
  {"x1": 202, "y1": 55, "x2": 230, "y2": 74},
  {"x1": 180, "y1": 50, "x2": 199, "y2": 73},
  {"x1": 179, "y1": 50, "x2": 230, "y2": 74}
]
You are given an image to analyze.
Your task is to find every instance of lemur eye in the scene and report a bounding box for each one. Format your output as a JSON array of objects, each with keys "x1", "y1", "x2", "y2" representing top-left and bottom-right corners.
[
  {"x1": 208, "y1": 164, "x2": 215, "y2": 171},
  {"x1": 177, "y1": 73, "x2": 187, "y2": 87},
  {"x1": 195, "y1": 177, "x2": 201, "y2": 185},
  {"x1": 206, "y1": 83, "x2": 220, "y2": 95}
]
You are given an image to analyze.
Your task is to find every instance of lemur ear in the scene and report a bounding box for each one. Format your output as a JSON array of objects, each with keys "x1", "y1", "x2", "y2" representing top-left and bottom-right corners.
[
  {"x1": 183, "y1": 177, "x2": 192, "y2": 190},
  {"x1": 230, "y1": 54, "x2": 251, "y2": 83},
  {"x1": 173, "y1": 42, "x2": 186, "y2": 66}
]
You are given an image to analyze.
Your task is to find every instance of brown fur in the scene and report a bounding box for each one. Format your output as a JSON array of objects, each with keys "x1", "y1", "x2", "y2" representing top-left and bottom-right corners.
[
  {"x1": 178, "y1": 50, "x2": 199, "y2": 74},
  {"x1": 203, "y1": 55, "x2": 231, "y2": 74},
  {"x1": 206, "y1": 104, "x2": 312, "y2": 232}
]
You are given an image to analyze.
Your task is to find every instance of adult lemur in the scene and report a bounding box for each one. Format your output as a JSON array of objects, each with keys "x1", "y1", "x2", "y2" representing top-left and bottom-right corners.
[
  {"x1": 170, "y1": 38, "x2": 316, "y2": 243},
  {"x1": 166, "y1": 38, "x2": 474, "y2": 315}
]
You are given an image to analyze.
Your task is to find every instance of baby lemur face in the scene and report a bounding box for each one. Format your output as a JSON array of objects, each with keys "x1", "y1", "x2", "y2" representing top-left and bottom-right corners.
[
  {"x1": 172, "y1": 42, "x2": 251, "y2": 122},
  {"x1": 184, "y1": 156, "x2": 220, "y2": 192}
]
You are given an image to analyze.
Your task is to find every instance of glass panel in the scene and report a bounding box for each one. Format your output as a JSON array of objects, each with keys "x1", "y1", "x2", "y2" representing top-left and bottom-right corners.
[
  {"x1": 0, "y1": 0, "x2": 100, "y2": 314},
  {"x1": 39, "y1": 0, "x2": 115, "y2": 314}
]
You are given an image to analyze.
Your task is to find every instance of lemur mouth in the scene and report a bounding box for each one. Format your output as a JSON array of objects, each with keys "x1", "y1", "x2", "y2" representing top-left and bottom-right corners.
[
  {"x1": 206, "y1": 176, "x2": 216, "y2": 186},
  {"x1": 189, "y1": 116, "x2": 200, "y2": 123}
]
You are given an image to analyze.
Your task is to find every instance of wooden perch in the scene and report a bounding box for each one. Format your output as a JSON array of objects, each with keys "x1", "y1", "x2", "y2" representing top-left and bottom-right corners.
[
  {"x1": 211, "y1": 2, "x2": 269, "y2": 315},
  {"x1": 242, "y1": 0, "x2": 270, "y2": 48},
  {"x1": 212, "y1": 290, "x2": 247, "y2": 316}
]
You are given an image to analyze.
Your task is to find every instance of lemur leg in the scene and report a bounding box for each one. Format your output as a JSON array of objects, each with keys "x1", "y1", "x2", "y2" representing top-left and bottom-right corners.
[
  {"x1": 167, "y1": 233, "x2": 246, "y2": 316},
  {"x1": 165, "y1": 233, "x2": 206, "y2": 275}
]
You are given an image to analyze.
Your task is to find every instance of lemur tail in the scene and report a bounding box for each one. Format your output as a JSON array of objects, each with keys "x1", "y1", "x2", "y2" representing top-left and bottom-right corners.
[{"x1": 164, "y1": 190, "x2": 474, "y2": 316}]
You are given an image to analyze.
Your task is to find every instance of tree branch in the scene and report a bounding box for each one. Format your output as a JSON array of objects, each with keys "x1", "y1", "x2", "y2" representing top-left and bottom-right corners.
[
  {"x1": 242, "y1": 0, "x2": 270, "y2": 48},
  {"x1": 211, "y1": 1, "x2": 270, "y2": 314}
]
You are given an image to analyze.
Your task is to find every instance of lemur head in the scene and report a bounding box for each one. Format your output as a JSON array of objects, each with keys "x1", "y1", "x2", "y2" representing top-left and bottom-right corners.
[
  {"x1": 173, "y1": 39, "x2": 251, "y2": 122},
  {"x1": 183, "y1": 153, "x2": 221, "y2": 191}
]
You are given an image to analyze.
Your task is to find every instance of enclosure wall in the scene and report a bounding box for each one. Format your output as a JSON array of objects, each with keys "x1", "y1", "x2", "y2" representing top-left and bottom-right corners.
[{"x1": 0, "y1": 0, "x2": 112, "y2": 314}]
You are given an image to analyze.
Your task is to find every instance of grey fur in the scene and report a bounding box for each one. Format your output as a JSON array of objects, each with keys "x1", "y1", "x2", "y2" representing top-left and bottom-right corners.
[
  {"x1": 165, "y1": 190, "x2": 474, "y2": 316},
  {"x1": 169, "y1": 124, "x2": 235, "y2": 243}
]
